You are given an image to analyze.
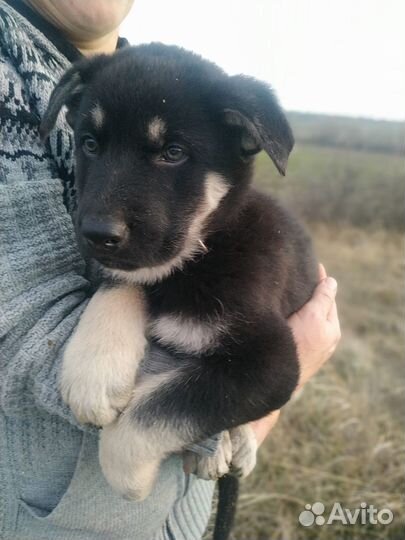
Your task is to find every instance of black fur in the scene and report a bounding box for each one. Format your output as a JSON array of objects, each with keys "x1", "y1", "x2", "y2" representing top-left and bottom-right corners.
[
  {"x1": 41, "y1": 43, "x2": 318, "y2": 540},
  {"x1": 139, "y1": 192, "x2": 315, "y2": 435}
]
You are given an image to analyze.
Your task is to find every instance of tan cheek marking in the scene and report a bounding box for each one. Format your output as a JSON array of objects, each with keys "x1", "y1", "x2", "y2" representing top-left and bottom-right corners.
[{"x1": 107, "y1": 172, "x2": 230, "y2": 285}]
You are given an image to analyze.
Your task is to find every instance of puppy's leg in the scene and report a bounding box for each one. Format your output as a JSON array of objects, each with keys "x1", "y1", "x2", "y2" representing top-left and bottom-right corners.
[
  {"x1": 99, "y1": 370, "x2": 191, "y2": 501},
  {"x1": 183, "y1": 431, "x2": 233, "y2": 480},
  {"x1": 61, "y1": 285, "x2": 147, "y2": 426},
  {"x1": 229, "y1": 424, "x2": 257, "y2": 478},
  {"x1": 183, "y1": 425, "x2": 257, "y2": 480},
  {"x1": 100, "y1": 312, "x2": 298, "y2": 498},
  {"x1": 100, "y1": 415, "x2": 183, "y2": 501}
]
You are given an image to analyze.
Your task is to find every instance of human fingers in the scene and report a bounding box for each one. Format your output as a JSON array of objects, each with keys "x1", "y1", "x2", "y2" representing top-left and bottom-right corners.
[
  {"x1": 250, "y1": 410, "x2": 281, "y2": 446},
  {"x1": 326, "y1": 300, "x2": 341, "y2": 342},
  {"x1": 318, "y1": 262, "x2": 327, "y2": 281},
  {"x1": 307, "y1": 276, "x2": 338, "y2": 319},
  {"x1": 318, "y1": 264, "x2": 339, "y2": 321}
]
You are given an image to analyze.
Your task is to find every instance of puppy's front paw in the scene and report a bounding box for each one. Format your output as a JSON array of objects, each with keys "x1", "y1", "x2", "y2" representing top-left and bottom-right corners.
[
  {"x1": 183, "y1": 431, "x2": 233, "y2": 480},
  {"x1": 61, "y1": 345, "x2": 140, "y2": 426},
  {"x1": 61, "y1": 286, "x2": 147, "y2": 426}
]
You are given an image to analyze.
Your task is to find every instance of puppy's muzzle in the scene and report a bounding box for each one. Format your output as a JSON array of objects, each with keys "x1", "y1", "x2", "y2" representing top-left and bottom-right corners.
[{"x1": 81, "y1": 217, "x2": 129, "y2": 251}]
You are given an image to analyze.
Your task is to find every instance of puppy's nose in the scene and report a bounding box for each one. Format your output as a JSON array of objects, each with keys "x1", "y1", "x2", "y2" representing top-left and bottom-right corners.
[{"x1": 81, "y1": 218, "x2": 128, "y2": 250}]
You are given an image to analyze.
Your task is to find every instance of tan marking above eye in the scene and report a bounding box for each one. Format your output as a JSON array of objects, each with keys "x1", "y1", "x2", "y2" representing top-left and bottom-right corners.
[
  {"x1": 91, "y1": 103, "x2": 105, "y2": 129},
  {"x1": 147, "y1": 116, "x2": 167, "y2": 143}
]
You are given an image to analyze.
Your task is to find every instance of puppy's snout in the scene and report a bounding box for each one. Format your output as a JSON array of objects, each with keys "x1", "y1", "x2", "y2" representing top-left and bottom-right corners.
[{"x1": 81, "y1": 218, "x2": 129, "y2": 250}]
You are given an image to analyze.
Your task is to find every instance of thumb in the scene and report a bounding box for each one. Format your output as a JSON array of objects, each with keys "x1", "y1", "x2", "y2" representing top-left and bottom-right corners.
[{"x1": 310, "y1": 276, "x2": 338, "y2": 318}]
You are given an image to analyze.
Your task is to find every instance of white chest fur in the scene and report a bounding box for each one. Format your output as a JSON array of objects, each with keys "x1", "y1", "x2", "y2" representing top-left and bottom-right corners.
[{"x1": 148, "y1": 315, "x2": 226, "y2": 354}]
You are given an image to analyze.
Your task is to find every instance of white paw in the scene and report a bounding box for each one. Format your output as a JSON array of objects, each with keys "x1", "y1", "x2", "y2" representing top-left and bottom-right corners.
[
  {"x1": 184, "y1": 425, "x2": 257, "y2": 481},
  {"x1": 61, "y1": 286, "x2": 147, "y2": 426},
  {"x1": 99, "y1": 417, "x2": 160, "y2": 501},
  {"x1": 229, "y1": 424, "x2": 257, "y2": 478},
  {"x1": 61, "y1": 347, "x2": 139, "y2": 426},
  {"x1": 183, "y1": 431, "x2": 233, "y2": 480}
]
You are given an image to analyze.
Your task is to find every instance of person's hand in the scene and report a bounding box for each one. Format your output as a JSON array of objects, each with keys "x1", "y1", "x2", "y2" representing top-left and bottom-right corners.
[
  {"x1": 289, "y1": 263, "x2": 341, "y2": 389},
  {"x1": 251, "y1": 263, "x2": 341, "y2": 445}
]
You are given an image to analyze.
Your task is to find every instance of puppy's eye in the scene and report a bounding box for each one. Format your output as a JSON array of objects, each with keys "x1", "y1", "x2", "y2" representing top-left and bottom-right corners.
[
  {"x1": 160, "y1": 145, "x2": 187, "y2": 164},
  {"x1": 81, "y1": 135, "x2": 99, "y2": 156}
]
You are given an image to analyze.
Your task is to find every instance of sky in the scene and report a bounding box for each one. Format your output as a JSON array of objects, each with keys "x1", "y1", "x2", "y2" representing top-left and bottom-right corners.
[{"x1": 121, "y1": 0, "x2": 405, "y2": 122}]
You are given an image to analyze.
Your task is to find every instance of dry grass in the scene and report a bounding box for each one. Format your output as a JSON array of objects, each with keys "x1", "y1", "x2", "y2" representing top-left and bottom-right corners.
[
  {"x1": 254, "y1": 145, "x2": 404, "y2": 230},
  {"x1": 203, "y1": 137, "x2": 404, "y2": 539},
  {"x1": 204, "y1": 224, "x2": 404, "y2": 539},
  {"x1": 229, "y1": 224, "x2": 405, "y2": 540}
]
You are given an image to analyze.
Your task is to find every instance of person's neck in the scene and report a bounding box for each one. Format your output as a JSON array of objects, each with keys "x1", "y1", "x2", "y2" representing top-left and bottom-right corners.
[
  {"x1": 21, "y1": 0, "x2": 119, "y2": 56},
  {"x1": 71, "y1": 30, "x2": 119, "y2": 56}
]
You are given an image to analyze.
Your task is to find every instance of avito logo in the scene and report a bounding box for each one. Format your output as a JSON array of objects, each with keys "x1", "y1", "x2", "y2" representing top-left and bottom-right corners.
[{"x1": 298, "y1": 501, "x2": 394, "y2": 527}]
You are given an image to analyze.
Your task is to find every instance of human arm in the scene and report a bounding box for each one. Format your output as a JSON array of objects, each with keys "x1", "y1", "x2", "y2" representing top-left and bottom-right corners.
[{"x1": 0, "y1": 53, "x2": 95, "y2": 427}]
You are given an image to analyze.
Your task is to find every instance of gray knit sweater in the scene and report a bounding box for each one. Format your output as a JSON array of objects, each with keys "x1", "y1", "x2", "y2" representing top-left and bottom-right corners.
[{"x1": 0, "y1": 1, "x2": 214, "y2": 538}]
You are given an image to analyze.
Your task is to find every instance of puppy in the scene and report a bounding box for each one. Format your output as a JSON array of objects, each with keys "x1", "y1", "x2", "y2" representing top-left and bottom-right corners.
[{"x1": 41, "y1": 43, "x2": 317, "y2": 503}]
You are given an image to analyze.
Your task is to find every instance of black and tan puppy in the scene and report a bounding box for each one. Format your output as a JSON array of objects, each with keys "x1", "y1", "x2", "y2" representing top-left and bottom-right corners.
[{"x1": 41, "y1": 43, "x2": 317, "y2": 502}]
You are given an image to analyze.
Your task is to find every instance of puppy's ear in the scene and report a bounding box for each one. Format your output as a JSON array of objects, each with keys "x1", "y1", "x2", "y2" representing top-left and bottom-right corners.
[
  {"x1": 40, "y1": 54, "x2": 110, "y2": 141},
  {"x1": 39, "y1": 67, "x2": 83, "y2": 140},
  {"x1": 220, "y1": 75, "x2": 294, "y2": 175}
]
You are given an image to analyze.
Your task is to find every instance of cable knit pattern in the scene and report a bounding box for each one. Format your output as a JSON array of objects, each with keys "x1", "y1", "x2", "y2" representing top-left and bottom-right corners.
[
  {"x1": 0, "y1": 2, "x2": 214, "y2": 538},
  {"x1": 0, "y1": 1, "x2": 86, "y2": 420}
]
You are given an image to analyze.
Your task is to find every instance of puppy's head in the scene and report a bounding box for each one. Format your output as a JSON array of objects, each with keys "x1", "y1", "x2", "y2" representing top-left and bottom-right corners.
[{"x1": 41, "y1": 44, "x2": 293, "y2": 283}]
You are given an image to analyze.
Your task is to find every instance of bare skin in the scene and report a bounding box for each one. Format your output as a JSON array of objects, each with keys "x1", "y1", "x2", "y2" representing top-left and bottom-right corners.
[{"x1": 23, "y1": 0, "x2": 135, "y2": 55}]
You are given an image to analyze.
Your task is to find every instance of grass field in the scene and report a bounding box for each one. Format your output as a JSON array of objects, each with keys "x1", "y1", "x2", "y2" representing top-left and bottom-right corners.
[
  {"x1": 206, "y1": 132, "x2": 404, "y2": 539},
  {"x1": 254, "y1": 143, "x2": 404, "y2": 230},
  {"x1": 233, "y1": 224, "x2": 404, "y2": 540}
]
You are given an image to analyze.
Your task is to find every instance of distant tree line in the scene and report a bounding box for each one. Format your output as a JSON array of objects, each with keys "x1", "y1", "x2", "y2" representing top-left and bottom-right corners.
[
  {"x1": 254, "y1": 139, "x2": 404, "y2": 231},
  {"x1": 287, "y1": 112, "x2": 405, "y2": 156}
]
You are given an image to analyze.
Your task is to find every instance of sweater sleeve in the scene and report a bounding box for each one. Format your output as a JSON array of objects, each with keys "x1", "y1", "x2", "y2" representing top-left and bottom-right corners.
[{"x1": 0, "y1": 58, "x2": 95, "y2": 429}]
